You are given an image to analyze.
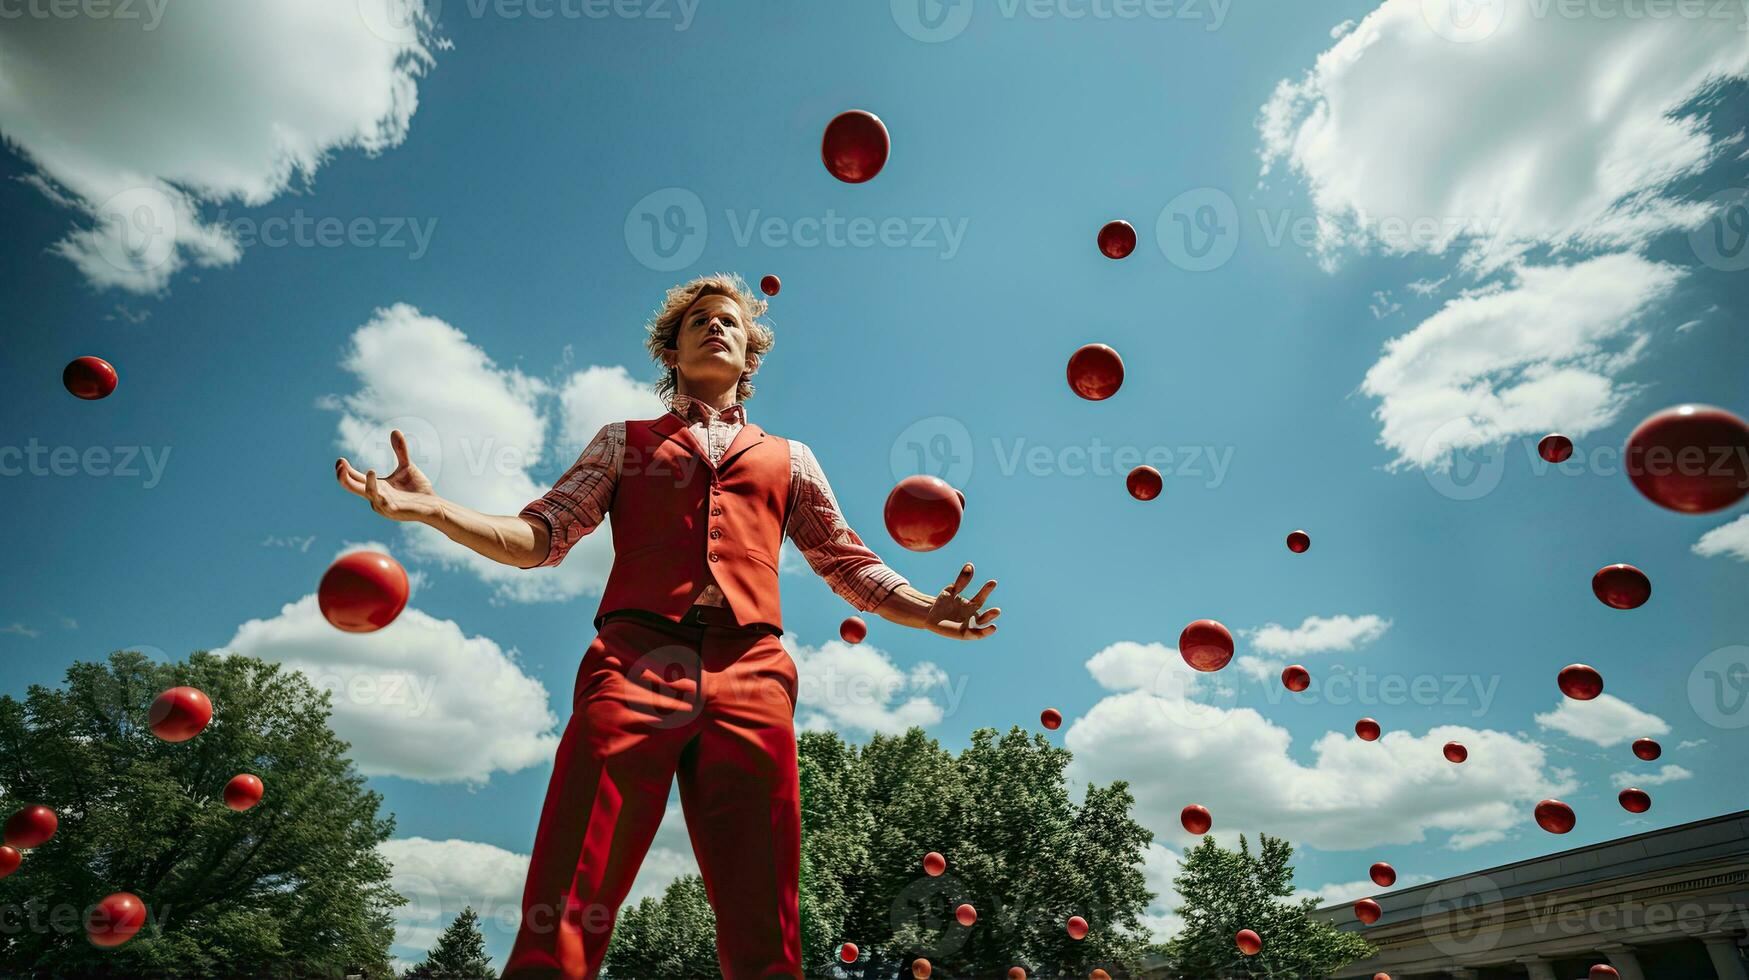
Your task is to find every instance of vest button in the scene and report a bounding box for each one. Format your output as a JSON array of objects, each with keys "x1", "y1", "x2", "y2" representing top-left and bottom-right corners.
[
  {"x1": 709, "y1": 528, "x2": 722, "y2": 539},
  {"x1": 711, "y1": 487, "x2": 722, "y2": 496},
  {"x1": 710, "y1": 508, "x2": 723, "y2": 516},
  {"x1": 708, "y1": 552, "x2": 719, "y2": 562}
]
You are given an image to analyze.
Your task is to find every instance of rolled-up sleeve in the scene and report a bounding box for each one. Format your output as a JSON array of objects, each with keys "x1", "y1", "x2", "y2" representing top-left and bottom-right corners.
[
  {"x1": 786, "y1": 440, "x2": 910, "y2": 611},
  {"x1": 519, "y1": 422, "x2": 622, "y2": 568}
]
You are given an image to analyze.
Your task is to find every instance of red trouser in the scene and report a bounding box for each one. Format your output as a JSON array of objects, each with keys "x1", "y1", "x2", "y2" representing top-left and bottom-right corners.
[{"x1": 502, "y1": 607, "x2": 804, "y2": 980}]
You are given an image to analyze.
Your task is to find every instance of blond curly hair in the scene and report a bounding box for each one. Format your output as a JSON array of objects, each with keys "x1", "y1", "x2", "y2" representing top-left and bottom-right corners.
[{"x1": 644, "y1": 272, "x2": 775, "y2": 405}]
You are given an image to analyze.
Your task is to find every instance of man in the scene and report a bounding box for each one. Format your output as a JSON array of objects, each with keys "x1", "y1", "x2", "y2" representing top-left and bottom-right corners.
[{"x1": 334, "y1": 272, "x2": 1001, "y2": 979}]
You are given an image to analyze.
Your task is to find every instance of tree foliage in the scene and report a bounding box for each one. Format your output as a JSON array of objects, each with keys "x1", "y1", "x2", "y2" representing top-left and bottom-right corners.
[
  {"x1": 0, "y1": 650, "x2": 405, "y2": 978},
  {"x1": 402, "y1": 906, "x2": 497, "y2": 979},
  {"x1": 1162, "y1": 833, "x2": 1372, "y2": 979},
  {"x1": 602, "y1": 725, "x2": 1158, "y2": 978}
]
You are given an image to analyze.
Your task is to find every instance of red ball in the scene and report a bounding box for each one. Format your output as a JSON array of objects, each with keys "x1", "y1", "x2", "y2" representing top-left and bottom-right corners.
[
  {"x1": 1235, "y1": 929, "x2": 1262, "y2": 956},
  {"x1": 839, "y1": 616, "x2": 867, "y2": 644},
  {"x1": 3, "y1": 805, "x2": 58, "y2": 849},
  {"x1": 1040, "y1": 707, "x2": 1063, "y2": 731},
  {"x1": 956, "y1": 903, "x2": 977, "y2": 927},
  {"x1": 1632, "y1": 737, "x2": 1661, "y2": 761},
  {"x1": 1624, "y1": 404, "x2": 1749, "y2": 513},
  {"x1": 839, "y1": 942, "x2": 859, "y2": 963},
  {"x1": 1281, "y1": 664, "x2": 1310, "y2": 692},
  {"x1": 822, "y1": 110, "x2": 889, "y2": 184},
  {"x1": 86, "y1": 892, "x2": 147, "y2": 948},
  {"x1": 1286, "y1": 529, "x2": 1311, "y2": 553},
  {"x1": 224, "y1": 774, "x2": 264, "y2": 812},
  {"x1": 1090, "y1": 971, "x2": 1112, "y2": 980},
  {"x1": 1369, "y1": 862, "x2": 1396, "y2": 887},
  {"x1": 1067, "y1": 915, "x2": 1089, "y2": 940},
  {"x1": 1066, "y1": 343, "x2": 1124, "y2": 401},
  {"x1": 1355, "y1": 718, "x2": 1381, "y2": 741},
  {"x1": 1354, "y1": 898, "x2": 1382, "y2": 925},
  {"x1": 0, "y1": 845, "x2": 18, "y2": 879},
  {"x1": 318, "y1": 551, "x2": 410, "y2": 633},
  {"x1": 912, "y1": 957, "x2": 932, "y2": 979},
  {"x1": 1558, "y1": 664, "x2": 1604, "y2": 701},
  {"x1": 1008, "y1": 969, "x2": 1027, "y2": 980},
  {"x1": 63, "y1": 356, "x2": 118, "y2": 400},
  {"x1": 923, "y1": 851, "x2": 946, "y2": 877},
  {"x1": 1179, "y1": 619, "x2": 1234, "y2": 672},
  {"x1": 883, "y1": 476, "x2": 965, "y2": 551},
  {"x1": 1180, "y1": 804, "x2": 1212, "y2": 835},
  {"x1": 1097, "y1": 220, "x2": 1136, "y2": 259},
  {"x1": 1126, "y1": 465, "x2": 1163, "y2": 501},
  {"x1": 1591, "y1": 965, "x2": 1621, "y2": 979},
  {"x1": 1535, "y1": 799, "x2": 1576, "y2": 834},
  {"x1": 1538, "y1": 433, "x2": 1573, "y2": 463},
  {"x1": 1618, "y1": 788, "x2": 1652, "y2": 813},
  {"x1": 1443, "y1": 741, "x2": 1469, "y2": 764},
  {"x1": 1592, "y1": 563, "x2": 1650, "y2": 610},
  {"x1": 148, "y1": 686, "x2": 213, "y2": 742},
  {"x1": 1375, "y1": 974, "x2": 1393, "y2": 980},
  {"x1": 760, "y1": 274, "x2": 781, "y2": 296}
]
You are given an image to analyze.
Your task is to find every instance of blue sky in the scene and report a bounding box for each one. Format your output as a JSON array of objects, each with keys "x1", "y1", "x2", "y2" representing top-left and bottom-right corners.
[{"x1": 3, "y1": 0, "x2": 1749, "y2": 966}]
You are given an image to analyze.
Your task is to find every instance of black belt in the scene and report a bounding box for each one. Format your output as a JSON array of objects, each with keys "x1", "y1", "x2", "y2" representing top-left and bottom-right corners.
[{"x1": 601, "y1": 605, "x2": 782, "y2": 636}]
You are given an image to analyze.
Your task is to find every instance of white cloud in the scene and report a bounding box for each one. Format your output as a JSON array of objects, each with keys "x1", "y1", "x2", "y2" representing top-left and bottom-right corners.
[
  {"x1": 1247, "y1": 615, "x2": 1392, "y2": 657},
  {"x1": 1359, "y1": 253, "x2": 1682, "y2": 469},
  {"x1": 1257, "y1": 0, "x2": 1748, "y2": 272},
  {"x1": 787, "y1": 636, "x2": 959, "y2": 734},
  {"x1": 1533, "y1": 694, "x2": 1670, "y2": 748},
  {"x1": 217, "y1": 589, "x2": 558, "y2": 784},
  {"x1": 1447, "y1": 829, "x2": 1507, "y2": 852},
  {"x1": 0, "y1": 1, "x2": 437, "y2": 293},
  {"x1": 382, "y1": 836, "x2": 528, "y2": 963},
  {"x1": 1296, "y1": 874, "x2": 1432, "y2": 907},
  {"x1": 1678, "y1": 738, "x2": 1709, "y2": 750},
  {"x1": 1611, "y1": 764, "x2": 1692, "y2": 789},
  {"x1": 1694, "y1": 514, "x2": 1749, "y2": 562},
  {"x1": 327, "y1": 304, "x2": 664, "y2": 603},
  {"x1": 1067, "y1": 642, "x2": 1572, "y2": 852},
  {"x1": 1140, "y1": 841, "x2": 1184, "y2": 942}
]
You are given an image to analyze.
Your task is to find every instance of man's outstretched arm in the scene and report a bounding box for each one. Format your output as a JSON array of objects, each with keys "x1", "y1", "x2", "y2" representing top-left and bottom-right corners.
[
  {"x1": 336, "y1": 425, "x2": 620, "y2": 570},
  {"x1": 786, "y1": 441, "x2": 1000, "y2": 640}
]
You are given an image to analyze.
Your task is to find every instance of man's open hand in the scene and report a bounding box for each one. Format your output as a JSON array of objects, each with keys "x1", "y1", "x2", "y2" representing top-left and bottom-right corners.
[
  {"x1": 924, "y1": 563, "x2": 1000, "y2": 640},
  {"x1": 335, "y1": 429, "x2": 440, "y2": 523}
]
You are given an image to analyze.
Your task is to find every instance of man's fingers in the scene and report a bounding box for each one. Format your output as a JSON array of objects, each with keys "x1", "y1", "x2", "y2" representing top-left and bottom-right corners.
[
  {"x1": 390, "y1": 429, "x2": 412, "y2": 470},
  {"x1": 966, "y1": 579, "x2": 998, "y2": 609},
  {"x1": 943, "y1": 562, "x2": 975, "y2": 598},
  {"x1": 336, "y1": 458, "x2": 368, "y2": 496},
  {"x1": 366, "y1": 469, "x2": 386, "y2": 510}
]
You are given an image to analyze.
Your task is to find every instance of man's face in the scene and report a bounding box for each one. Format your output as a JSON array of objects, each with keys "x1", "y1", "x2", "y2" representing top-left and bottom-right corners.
[{"x1": 668, "y1": 292, "x2": 755, "y2": 392}]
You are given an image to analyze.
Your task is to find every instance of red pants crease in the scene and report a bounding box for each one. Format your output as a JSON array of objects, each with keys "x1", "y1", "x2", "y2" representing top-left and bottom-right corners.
[{"x1": 502, "y1": 611, "x2": 803, "y2": 980}]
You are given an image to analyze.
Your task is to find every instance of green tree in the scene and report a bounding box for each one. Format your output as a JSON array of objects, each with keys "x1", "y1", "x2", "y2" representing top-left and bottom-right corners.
[
  {"x1": 0, "y1": 650, "x2": 406, "y2": 978},
  {"x1": 599, "y1": 875, "x2": 718, "y2": 979},
  {"x1": 1163, "y1": 833, "x2": 1372, "y2": 979},
  {"x1": 402, "y1": 906, "x2": 496, "y2": 978},
  {"x1": 598, "y1": 725, "x2": 1158, "y2": 979}
]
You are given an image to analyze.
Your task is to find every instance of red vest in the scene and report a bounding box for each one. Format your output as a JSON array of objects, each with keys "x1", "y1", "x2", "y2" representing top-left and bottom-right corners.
[{"x1": 594, "y1": 413, "x2": 792, "y2": 630}]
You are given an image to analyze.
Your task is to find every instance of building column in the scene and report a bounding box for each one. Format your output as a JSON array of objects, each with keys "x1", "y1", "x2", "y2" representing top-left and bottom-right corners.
[
  {"x1": 1701, "y1": 932, "x2": 1749, "y2": 980},
  {"x1": 1598, "y1": 942, "x2": 1647, "y2": 980},
  {"x1": 1514, "y1": 956, "x2": 1557, "y2": 980}
]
